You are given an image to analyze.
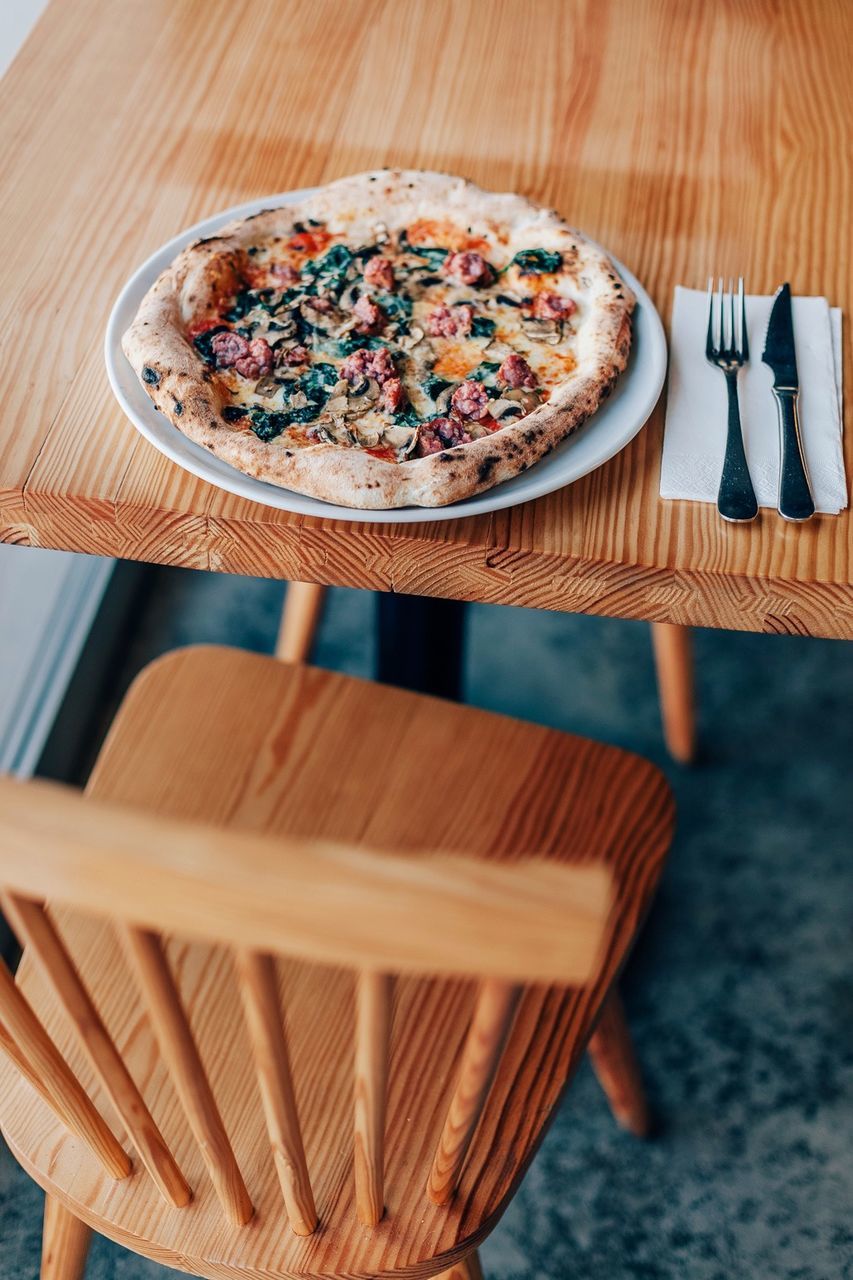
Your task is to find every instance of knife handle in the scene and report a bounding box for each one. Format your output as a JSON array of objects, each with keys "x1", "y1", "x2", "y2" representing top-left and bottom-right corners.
[
  {"x1": 718, "y1": 369, "x2": 758, "y2": 522},
  {"x1": 773, "y1": 389, "x2": 815, "y2": 522}
]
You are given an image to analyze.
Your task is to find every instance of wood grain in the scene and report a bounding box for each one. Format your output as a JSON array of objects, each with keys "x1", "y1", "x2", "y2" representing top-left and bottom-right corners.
[
  {"x1": 0, "y1": 647, "x2": 674, "y2": 1280},
  {"x1": 650, "y1": 623, "x2": 696, "y2": 764},
  {"x1": 0, "y1": 0, "x2": 849, "y2": 638},
  {"x1": 428, "y1": 981, "x2": 520, "y2": 1206},
  {"x1": 119, "y1": 925, "x2": 254, "y2": 1226},
  {"x1": 235, "y1": 949, "x2": 317, "y2": 1235},
  {"x1": 276, "y1": 584, "x2": 327, "y2": 663},
  {"x1": 0, "y1": 958, "x2": 131, "y2": 1181},
  {"x1": 353, "y1": 970, "x2": 392, "y2": 1226},
  {"x1": 586, "y1": 990, "x2": 650, "y2": 1138},
  {"x1": 0, "y1": 773, "x2": 612, "y2": 987},
  {"x1": 431, "y1": 1255, "x2": 483, "y2": 1280},
  {"x1": 41, "y1": 1196, "x2": 92, "y2": 1280},
  {"x1": 0, "y1": 892, "x2": 191, "y2": 1207}
]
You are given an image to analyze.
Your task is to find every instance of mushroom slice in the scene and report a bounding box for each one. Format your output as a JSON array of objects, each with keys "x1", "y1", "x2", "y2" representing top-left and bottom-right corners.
[
  {"x1": 288, "y1": 389, "x2": 309, "y2": 410},
  {"x1": 381, "y1": 425, "x2": 418, "y2": 457},
  {"x1": 521, "y1": 316, "x2": 563, "y2": 345},
  {"x1": 486, "y1": 397, "x2": 523, "y2": 420},
  {"x1": 254, "y1": 374, "x2": 280, "y2": 399},
  {"x1": 397, "y1": 325, "x2": 426, "y2": 352},
  {"x1": 338, "y1": 281, "x2": 362, "y2": 312},
  {"x1": 352, "y1": 423, "x2": 382, "y2": 447},
  {"x1": 318, "y1": 415, "x2": 356, "y2": 446},
  {"x1": 271, "y1": 313, "x2": 297, "y2": 339},
  {"x1": 346, "y1": 381, "x2": 381, "y2": 413},
  {"x1": 504, "y1": 387, "x2": 543, "y2": 413},
  {"x1": 434, "y1": 384, "x2": 455, "y2": 414},
  {"x1": 325, "y1": 395, "x2": 350, "y2": 416},
  {"x1": 301, "y1": 299, "x2": 339, "y2": 332},
  {"x1": 483, "y1": 339, "x2": 514, "y2": 359},
  {"x1": 332, "y1": 314, "x2": 360, "y2": 339}
]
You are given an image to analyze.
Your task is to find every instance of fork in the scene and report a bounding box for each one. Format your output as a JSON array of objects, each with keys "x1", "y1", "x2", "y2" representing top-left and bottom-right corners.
[{"x1": 705, "y1": 277, "x2": 758, "y2": 523}]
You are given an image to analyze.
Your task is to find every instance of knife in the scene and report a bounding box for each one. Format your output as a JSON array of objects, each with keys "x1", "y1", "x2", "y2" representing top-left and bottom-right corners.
[{"x1": 762, "y1": 283, "x2": 815, "y2": 521}]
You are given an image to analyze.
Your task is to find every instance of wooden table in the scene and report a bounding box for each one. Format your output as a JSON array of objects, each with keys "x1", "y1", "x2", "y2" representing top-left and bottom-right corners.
[{"x1": 1, "y1": 0, "x2": 850, "y2": 640}]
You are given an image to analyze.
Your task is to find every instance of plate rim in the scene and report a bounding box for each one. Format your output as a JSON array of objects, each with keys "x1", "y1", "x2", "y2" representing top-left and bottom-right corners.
[{"x1": 105, "y1": 187, "x2": 667, "y2": 525}]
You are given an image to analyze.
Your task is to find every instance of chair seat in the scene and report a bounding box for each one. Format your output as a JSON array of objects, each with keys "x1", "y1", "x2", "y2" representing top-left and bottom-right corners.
[{"x1": 1, "y1": 647, "x2": 673, "y2": 1280}]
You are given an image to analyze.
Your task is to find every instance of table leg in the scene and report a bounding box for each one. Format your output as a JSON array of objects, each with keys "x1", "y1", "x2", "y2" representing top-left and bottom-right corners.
[{"x1": 376, "y1": 595, "x2": 466, "y2": 699}]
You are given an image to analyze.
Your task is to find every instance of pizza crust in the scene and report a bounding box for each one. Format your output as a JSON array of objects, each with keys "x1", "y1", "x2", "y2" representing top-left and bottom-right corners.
[{"x1": 123, "y1": 170, "x2": 634, "y2": 509}]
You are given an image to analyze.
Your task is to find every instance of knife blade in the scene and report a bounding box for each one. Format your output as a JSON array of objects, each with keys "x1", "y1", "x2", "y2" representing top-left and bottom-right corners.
[
  {"x1": 762, "y1": 282, "x2": 799, "y2": 389},
  {"x1": 761, "y1": 283, "x2": 815, "y2": 521}
]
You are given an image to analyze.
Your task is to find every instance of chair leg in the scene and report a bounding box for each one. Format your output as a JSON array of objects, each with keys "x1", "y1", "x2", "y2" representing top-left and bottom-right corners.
[
  {"x1": 650, "y1": 622, "x2": 696, "y2": 764},
  {"x1": 431, "y1": 1251, "x2": 484, "y2": 1280},
  {"x1": 587, "y1": 990, "x2": 650, "y2": 1137},
  {"x1": 41, "y1": 1196, "x2": 92, "y2": 1280},
  {"x1": 275, "y1": 582, "x2": 326, "y2": 663}
]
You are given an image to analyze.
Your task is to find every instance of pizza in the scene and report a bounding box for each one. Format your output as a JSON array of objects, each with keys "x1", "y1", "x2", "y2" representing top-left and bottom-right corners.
[{"x1": 123, "y1": 170, "x2": 634, "y2": 508}]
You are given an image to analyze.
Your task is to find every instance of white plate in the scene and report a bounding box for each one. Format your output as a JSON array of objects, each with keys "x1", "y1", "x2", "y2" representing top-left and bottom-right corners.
[{"x1": 105, "y1": 188, "x2": 667, "y2": 524}]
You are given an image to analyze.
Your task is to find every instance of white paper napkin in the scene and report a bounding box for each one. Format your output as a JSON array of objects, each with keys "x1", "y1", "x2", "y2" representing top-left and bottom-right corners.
[{"x1": 661, "y1": 287, "x2": 847, "y2": 514}]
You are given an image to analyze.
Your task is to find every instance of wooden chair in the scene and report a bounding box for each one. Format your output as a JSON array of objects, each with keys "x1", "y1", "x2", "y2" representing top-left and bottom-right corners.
[
  {"x1": 277, "y1": 583, "x2": 696, "y2": 763},
  {"x1": 0, "y1": 647, "x2": 674, "y2": 1280}
]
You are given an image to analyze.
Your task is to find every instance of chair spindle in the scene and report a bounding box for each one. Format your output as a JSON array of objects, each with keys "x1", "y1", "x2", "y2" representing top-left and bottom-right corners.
[
  {"x1": 235, "y1": 949, "x2": 317, "y2": 1235},
  {"x1": 1, "y1": 892, "x2": 191, "y2": 1208},
  {"x1": 428, "y1": 979, "x2": 520, "y2": 1205},
  {"x1": 119, "y1": 925, "x2": 253, "y2": 1225},
  {"x1": 0, "y1": 956, "x2": 131, "y2": 1180},
  {"x1": 354, "y1": 970, "x2": 392, "y2": 1226}
]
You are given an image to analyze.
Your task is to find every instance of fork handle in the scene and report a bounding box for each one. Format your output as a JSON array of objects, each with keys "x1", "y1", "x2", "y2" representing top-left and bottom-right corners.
[
  {"x1": 717, "y1": 369, "x2": 758, "y2": 522},
  {"x1": 772, "y1": 389, "x2": 815, "y2": 522}
]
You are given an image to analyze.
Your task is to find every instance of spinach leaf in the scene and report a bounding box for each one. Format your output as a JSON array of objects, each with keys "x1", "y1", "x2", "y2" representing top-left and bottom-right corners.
[
  {"x1": 315, "y1": 334, "x2": 384, "y2": 358},
  {"x1": 472, "y1": 361, "x2": 501, "y2": 383},
  {"x1": 192, "y1": 325, "x2": 228, "y2": 365},
  {"x1": 352, "y1": 243, "x2": 382, "y2": 262},
  {"x1": 470, "y1": 316, "x2": 496, "y2": 338},
  {"x1": 421, "y1": 375, "x2": 453, "y2": 403},
  {"x1": 302, "y1": 244, "x2": 354, "y2": 296},
  {"x1": 393, "y1": 403, "x2": 422, "y2": 428},
  {"x1": 509, "y1": 248, "x2": 562, "y2": 275},
  {"x1": 226, "y1": 287, "x2": 299, "y2": 322},
  {"x1": 381, "y1": 294, "x2": 413, "y2": 323},
  {"x1": 397, "y1": 230, "x2": 448, "y2": 270},
  {"x1": 221, "y1": 405, "x2": 247, "y2": 423},
  {"x1": 299, "y1": 363, "x2": 338, "y2": 405},
  {"x1": 248, "y1": 407, "x2": 290, "y2": 441}
]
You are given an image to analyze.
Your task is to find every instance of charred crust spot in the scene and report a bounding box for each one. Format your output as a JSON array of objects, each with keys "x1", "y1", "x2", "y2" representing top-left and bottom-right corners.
[
  {"x1": 438, "y1": 452, "x2": 455, "y2": 463},
  {"x1": 477, "y1": 455, "x2": 500, "y2": 484},
  {"x1": 142, "y1": 365, "x2": 160, "y2": 386},
  {"x1": 173, "y1": 401, "x2": 183, "y2": 415},
  {"x1": 208, "y1": 419, "x2": 219, "y2": 430},
  {"x1": 523, "y1": 429, "x2": 537, "y2": 444},
  {"x1": 222, "y1": 405, "x2": 247, "y2": 423}
]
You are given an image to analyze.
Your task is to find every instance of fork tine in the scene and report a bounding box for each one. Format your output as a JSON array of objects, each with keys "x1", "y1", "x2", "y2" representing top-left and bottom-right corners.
[
  {"x1": 728, "y1": 279, "x2": 736, "y2": 358},
  {"x1": 738, "y1": 277, "x2": 748, "y2": 361},
  {"x1": 705, "y1": 276, "x2": 715, "y2": 357}
]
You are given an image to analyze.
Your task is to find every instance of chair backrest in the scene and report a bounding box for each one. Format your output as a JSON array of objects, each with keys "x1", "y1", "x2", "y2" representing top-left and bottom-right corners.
[{"x1": 0, "y1": 774, "x2": 611, "y2": 1236}]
